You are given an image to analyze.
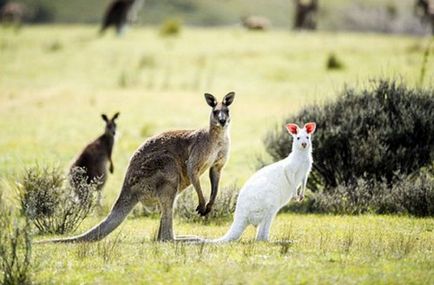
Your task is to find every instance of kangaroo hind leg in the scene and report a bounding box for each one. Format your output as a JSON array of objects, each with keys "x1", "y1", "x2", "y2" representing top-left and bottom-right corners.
[
  {"x1": 157, "y1": 192, "x2": 176, "y2": 242},
  {"x1": 256, "y1": 214, "x2": 274, "y2": 242}
]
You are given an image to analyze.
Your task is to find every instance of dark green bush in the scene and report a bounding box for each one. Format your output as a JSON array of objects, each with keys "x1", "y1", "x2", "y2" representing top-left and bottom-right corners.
[
  {"x1": 326, "y1": 53, "x2": 344, "y2": 70},
  {"x1": 284, "y1": 169, "x2": 434, "y2": 217},
  {"x1": 265, "y1": 80, "x2": 434, "y2": 192},
  {"x1": 376, "y1": 169, "x2": 434, "y2": 217},
  {"x1": 18, "y1": 166, "x2": 99, "y2": 234},
  {"x1": 265, "y1": 80, "x2": 434, "y2": 216},
  {"x1": 0, "y1": 194, "x2": 32, "y2": 285}
]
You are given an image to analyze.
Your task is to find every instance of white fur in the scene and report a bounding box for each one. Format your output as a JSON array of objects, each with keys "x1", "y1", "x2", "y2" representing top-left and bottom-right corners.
[{"x1": 211, "y1": 123, "x2": 315, "y2": 242}]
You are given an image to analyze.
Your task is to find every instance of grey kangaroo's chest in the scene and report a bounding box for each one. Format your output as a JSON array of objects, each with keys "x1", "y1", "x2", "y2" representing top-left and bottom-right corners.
[{"x1": 196, "y1": 137, "x2": 230, "y2": 173}]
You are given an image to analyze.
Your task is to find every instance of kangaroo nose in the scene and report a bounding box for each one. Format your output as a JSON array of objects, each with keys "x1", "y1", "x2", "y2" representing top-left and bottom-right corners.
[
  {"x1": 219, "y1": 119, "x2": 226, "y2": 126},
  {"x1": 302, "y1": 142, "x2": 307, "y2": 148}
]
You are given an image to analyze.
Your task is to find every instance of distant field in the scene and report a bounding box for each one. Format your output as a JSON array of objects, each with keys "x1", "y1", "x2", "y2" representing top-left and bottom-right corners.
[{"x1": 0, "y1": 26, "x2": 433, "y2": 284}]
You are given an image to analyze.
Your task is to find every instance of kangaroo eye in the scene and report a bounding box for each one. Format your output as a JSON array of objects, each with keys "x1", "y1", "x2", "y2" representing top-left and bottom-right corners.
[
  {"x1": 306, "y1": 137, "x2": 309, "y2": 139},
  {"x1": 297, "y1": 137, "x2": 300, "y2": 140}
]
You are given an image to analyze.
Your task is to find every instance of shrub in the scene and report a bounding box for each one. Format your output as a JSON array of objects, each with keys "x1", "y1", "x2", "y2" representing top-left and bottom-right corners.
[
  {"x1": 0, "y1": 194, "x2": 32, "y2": 285},
  {"x1": 159, "y1": 18, "x2": 182, "y2": 37},
  {"x1": 17, "y1": 166, "x2": 99, "y2": 234},
  {"x1": 326, "y1": 53, "x2": 344, "y2": 70},
  {"x1": 284, "y1": 169, "x2": 434, "y2": 217},
  {"x1": 377, "y1": 169, "x2": 434, "y2": 217},
  {"x1": 265, "y1": 80, "x2": 434, "y2": 192},
  {"x1": 175, "y1": 185, "x2": 238, "y2": 224}
]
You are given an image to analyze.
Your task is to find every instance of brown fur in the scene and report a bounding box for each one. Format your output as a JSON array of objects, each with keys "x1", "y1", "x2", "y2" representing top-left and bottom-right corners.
[
  {"x1": 294, "y1": 0, "x2": 318, "y2": 30},
  {"x1": 42, "y1": 92, "x2": 235, "y2": 243},
  {"x1": 70, "y1": 113, "x2": 119, "y2": 205},
  {"x1": 0, "y1": 2, "x2": 25, "y2": 26},
  {"x1": 100, "y1": 0, "x2": 136, "y2": 35}
]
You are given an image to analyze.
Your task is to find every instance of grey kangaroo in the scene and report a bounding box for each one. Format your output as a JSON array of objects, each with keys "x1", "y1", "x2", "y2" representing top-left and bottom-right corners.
[
  {"x1": 44, "y1": 92, "x2": 235, "y2": 243},
  {"x1": 70, "y1": 113, "x2": 119, "y2": 206}
]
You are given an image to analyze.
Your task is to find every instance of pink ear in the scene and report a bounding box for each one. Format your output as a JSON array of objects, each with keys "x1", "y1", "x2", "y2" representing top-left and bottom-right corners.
[
  {"x1": 286, "y1": 123, "x2": 299, "y2": 135},
  {"x1": 304, "y1": 122, "x2": 316, "y2": 134}
]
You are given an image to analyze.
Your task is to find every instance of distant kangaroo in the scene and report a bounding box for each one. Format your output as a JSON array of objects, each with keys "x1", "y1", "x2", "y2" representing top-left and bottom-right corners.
[
  {"x1": 44, "y1": 92, "x2": 235, "y2": 243},
  {"x1": 100, "y1": 0, "x2": 137, "y2": 35},
  {"x1": 70, "y1": 113, "x2": 120, "y2": 206},
  {"x1": 210, "y1": 122, "x2": 316, "y2": 242}
]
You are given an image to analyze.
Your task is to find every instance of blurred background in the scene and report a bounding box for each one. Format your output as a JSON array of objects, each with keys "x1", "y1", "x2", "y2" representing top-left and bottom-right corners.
[{"x1": 0, "y1": 0, "x2": 433, "y2": 35}]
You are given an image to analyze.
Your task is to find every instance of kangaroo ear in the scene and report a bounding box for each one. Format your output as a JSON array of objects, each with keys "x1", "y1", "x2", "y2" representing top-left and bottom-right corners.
[
  {"x1": 222, "y1": 91, "x2": 235, "y2": 106},
  {"x1": 204, "y1": 93, "x2": 217, "y2": 107},
  {"x1": 112, "y1": 112, "x2": 120, "y2": 121},
  {"x1": 304, "y1": 122, "x2": 316, "y2": 134},
  {"x1": 101, "y1": 114, "x2": 109, "y2": 123},
  {"x1": 286, "y1": 123, "x2": 299, "y2": 135}
]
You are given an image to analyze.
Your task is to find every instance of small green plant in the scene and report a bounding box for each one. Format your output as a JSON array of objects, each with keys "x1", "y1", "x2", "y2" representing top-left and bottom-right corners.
[
  {"x1": 326, "y1": 53, "x2": 344, "y2": 70},
  {"x1": 17, "y1": 166, "x2": 99, "y2": 234},
  {"x1": 46, "y1": 40, "x2": 63, "y2": 52},
  {"x1": 0, "y1": 193, "x2": 33, "y2": 285},
  {"x1": 159, "y1": 18, "x2": 182, "y2": 37},
  {"x1": 175, "y1": 185, "x2": 238, "y2": 224}
]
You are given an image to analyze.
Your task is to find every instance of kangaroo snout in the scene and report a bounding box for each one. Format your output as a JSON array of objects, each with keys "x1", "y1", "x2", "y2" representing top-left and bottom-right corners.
[
  {"x1": 219, "y1": 119, "x2": 227, "y2": 126},
  {"x1": 301, "y1": 142, "x2": 307, "y2": 148}
]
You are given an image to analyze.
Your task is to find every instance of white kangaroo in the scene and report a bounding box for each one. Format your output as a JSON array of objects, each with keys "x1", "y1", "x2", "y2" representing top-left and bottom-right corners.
[{"x1": 212, "y1": 122, "x2": 316, "y2": 242}]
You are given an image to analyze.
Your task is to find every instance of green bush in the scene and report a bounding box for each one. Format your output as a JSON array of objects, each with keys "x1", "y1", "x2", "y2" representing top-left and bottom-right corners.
[
  {"x1": 265, "y1": 80, "x2": 434, "y2": 192},
  {"x1": 326, "y1": 53, "x2": 344, "y2": 70},
  {"x1": 285, "y1": 169, "x2": 434, "y2": 217},
  {"x1": 159, "y1": 18, "x2": 182, "y2": 37},
  {"x1": 265, "y1": 80, "x2": 434, "y2": 216},
  {"x1": 17, "y1": 166, "x2": 99, "y2": 234},
  {"x1": 0, "y1": 194, "x2": 32, "y2": 285}
]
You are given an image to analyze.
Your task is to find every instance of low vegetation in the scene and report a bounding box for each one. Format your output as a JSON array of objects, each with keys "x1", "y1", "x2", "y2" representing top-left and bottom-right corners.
[
  {"x1": 175, "y1": 185, "x2": 238, "y2": 224},
  {"x1": 326, "y1": 52, "x2": 344, "y2": 70},
  {"x1": 265, "y1": 80, "x2": 434, "y2": 216},
  {"x1": 17, "y1": 166, "x2": 99, "y2": 234},
  {"x1": 29, "y1": 214, "x2": 434, "y2": 284},
  {"x1": 159, "y1": 18, "x2": 182, "y2": 37},
  {"x1": 0, "y1": 193, "x2": 33, "y2": 285}
]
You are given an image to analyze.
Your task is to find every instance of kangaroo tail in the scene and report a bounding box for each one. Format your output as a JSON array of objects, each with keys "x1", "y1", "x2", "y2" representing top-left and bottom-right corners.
[
  {"x1": 207, "y1": 217, "x2": 247, "y2": 243},
  {"x1": 37, "y1": 186, "x2": 138, "y2": 244}
]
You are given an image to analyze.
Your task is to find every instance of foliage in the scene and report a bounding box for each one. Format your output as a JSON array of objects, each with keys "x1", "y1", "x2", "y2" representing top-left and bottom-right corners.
[
  {"x1": 159, "y1": 18, "x2": 182, "y2": 37},
  {"x1": 17, "y1": 166, "x2": 99, "y2": 234},
  {"x1": 265, "y1": 80, "x2": 434, "y2": 216},
  {"x1": 0, "y1": 194, "x2": 33, "y2": 285},
  {"x1": 175, "y1": 185, "x2": 238, "y2": 224},
  {"x1": 285, "y1": 168, "x2": 434, "y2": 217},
  {"x1": 265, "y1": 80, "x2": 434, "y2": 192},
  {"x1": 326, "y1": 53, "x2": 344, "y2": 70}
]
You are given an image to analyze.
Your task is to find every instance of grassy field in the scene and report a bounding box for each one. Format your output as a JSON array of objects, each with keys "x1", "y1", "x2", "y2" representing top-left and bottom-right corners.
[
  {"x1": 32, "y1": 214, "x2": 434, "y2": 284},
  {"x1": 0, "y1": 25, "x2": 433, "y2": 284}
]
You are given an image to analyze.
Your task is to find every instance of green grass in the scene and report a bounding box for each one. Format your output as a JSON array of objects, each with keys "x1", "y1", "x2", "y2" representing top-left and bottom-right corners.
[
  {"x1": 0, "y1": 25, "x2": 433, "y2": 284},
  {"x1": 33, "y1": 214, "x2": 434, "y2": 284}
]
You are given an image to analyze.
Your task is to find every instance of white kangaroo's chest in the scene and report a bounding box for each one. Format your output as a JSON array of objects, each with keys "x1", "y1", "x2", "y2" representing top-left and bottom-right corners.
[{"x1": 235, "y1": 153, "x2": 312, "y2": 225}]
